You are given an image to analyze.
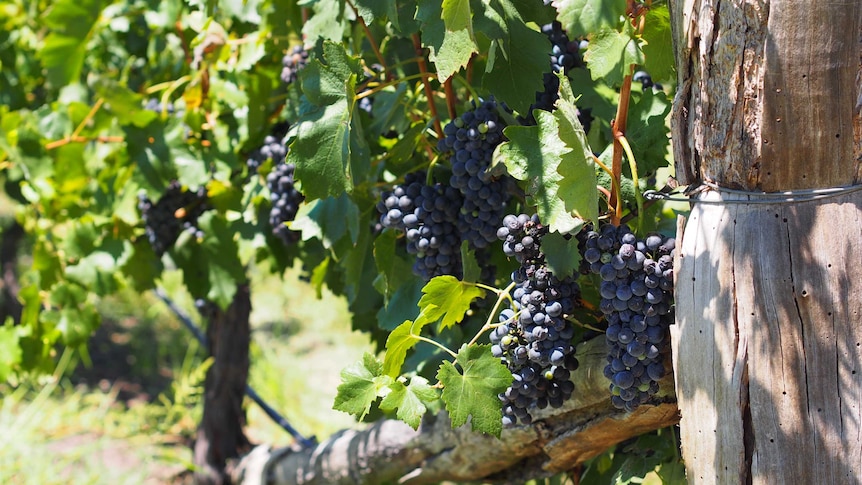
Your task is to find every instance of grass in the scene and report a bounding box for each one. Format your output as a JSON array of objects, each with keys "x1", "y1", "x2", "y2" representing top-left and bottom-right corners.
[{"x1": 0, "y1": 263, "x2": 375, "y2": 484}]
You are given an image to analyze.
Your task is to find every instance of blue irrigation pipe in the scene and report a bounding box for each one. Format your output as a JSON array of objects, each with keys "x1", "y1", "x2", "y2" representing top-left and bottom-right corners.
[{"x1": 154, "y1": 288, "x2": 317, "y2": 449}]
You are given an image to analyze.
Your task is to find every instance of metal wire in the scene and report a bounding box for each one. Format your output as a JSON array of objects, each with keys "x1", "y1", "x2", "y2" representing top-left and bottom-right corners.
[{"x1": 644, "y1": 182, "x2": 862, "y2": 205}]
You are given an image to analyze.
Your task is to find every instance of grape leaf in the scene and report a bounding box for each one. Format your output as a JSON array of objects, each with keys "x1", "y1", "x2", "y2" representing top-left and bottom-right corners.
[
  {"x1": 373, "y1": 230, "x2": 416, "y2": 302},
  {"x1": 624, "y1": 89, "x2": 671, "y2": 176},
  {"x1": 379, "y1": 375, "x2": 439, "y2": 429},
  {"x1": 641, "y1": 5, "x2": 675, "y2": 83},
  {"x1": 496, "y1": 110, "x2": 581, "y2": 233},
  {"x1": 442, "y1": 0, "x2": 474, "y2": 38},
  {"x1": 460, "y1": 241, "x2": 480, "y2": 284},
  {"x1": 437, "y1": 344, "x2": 511, "y2": 437},
  {"x1": 353, "y1": 0, "x2": 399, "y2": 30},
  {"x1": 302, "y1": 0, "x2": 349, "y2": 42},
  {"x1": 554, "y1": 74, "x2": 598, "y2": 224},
  {"x1": 333, "y1": 353, "x2": 394, "y2": 420},
  {"x1": 38, "y1": 0, "x2": 108, "y2": 86},
  {"x1": 474, "y1": 0, "x2": 549, "y2": 115},
  {"x1": 65, "y1": 249, "x2": 123, "y2": 296},
  {"x1": 584, "y1": 25, "x2": 645, "y2": 87},
  {"x1": 0, "y1": 325, "x2": 22, "y2": 382},
  {"x1": 383, "y1": 315, "x2": 432, "y2": 378},
  {"x1": 542, "y1": 232, "x2": 582, "y2": 278},
  {"x1": 418, "y1": 275, "x2": 485, "y2": 332},
  {"x1": 290, "y1": 42, "x2": 363, "y2": 200},
  {"x1": 291, "y1": 193, "x2": 360, "y2": 248},
  {"x1": 555, "y1": 0, "x2": 627, "y2": 38},
  {"x1": 376, "y1": 279, "x2": 423, "y2": 331},
  {"x1": 417, "y1": 2, "x2": 476, "y2": 82}
]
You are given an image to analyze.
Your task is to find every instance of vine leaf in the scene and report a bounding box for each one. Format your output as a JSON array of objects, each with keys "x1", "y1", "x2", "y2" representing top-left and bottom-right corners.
[
  {"x1": 542, "y1": 232, "x2": 582, "y2": 278},
  {"x1": 289, "y1": 42, "x2": 364, "y2": 201},
  {"x1": 624, "y1": 89, "x2": 672, "y2": 175},
  {"x1": 379, "y1": 375, "x2": 439, "y2": 429},
  {"x1": 584, "y1": 24, "x2": 645, "y2": 87},
  {"x1": 437, "y1": 344, "x2": 511, "y2": 437},
  {"x1": 373, "y1": 230, "x2": 416, "y2": 302},
  {"x1": 555, "y1": 74, "x2": 598, "y2": 225},
  {"x1": 334, "y1": 353, "x2": 394, "y2": 421},
  {"x1": 474, "y1": 0, "x2": 549, "y2": 115},
  {"x1": 0, "y1": 325, "x2": 21, "y2": 382},
  {"x1": 497, "y1": 110, "x2": 580, "y2": 233},
  {"x1": 38, "y1": 0, "x2": 108, "y2": 86},
  {"x1": 290, "y1": 193, "x2": 360, "y2": 249},
  {"x1": 418, "y1": 275, "x2": 485, "y2": 332},
  {"x1": 442, "y1": 0, "x2": 474, "y2": 39},
  {"x1": 417, "y1": 2, "x2": 477, "y2": 82},
  {"x1": 383, "y1": 315, "x2": 432, "y2": 378},
  {"x1": 641, "y1": 5, "x2": 675, "y2": 83},
  {"x1": 460, "y1": 241, "x2": 481, "y2": 284},
  {"x1": 555, "y1": 0, "x2": 627, "y2": 38},
  {"x1": 376, "y1": 279, "x2": 424, "y2": 331}
]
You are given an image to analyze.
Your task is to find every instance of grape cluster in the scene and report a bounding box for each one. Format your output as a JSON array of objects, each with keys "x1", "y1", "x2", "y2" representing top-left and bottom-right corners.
[
  {"x1": 267, "y1": 161, "x2": 304, "y2": 245},
  {"x1": 138, "y1": 181, "x2": 209, "y2": 256},
  {"x1": 633, "y1": 70, "x2": 663, "y2": 91},
  {"x1": 577, "y1": 224, "x2": 675, "y2": 412},
  {"x1": 491, "y1": 214, "x2": 581, "y2": 427},
  {"x1": 518, "y1": 22, "x2": 592, "y2": 133},
  {"x1": 144, "y1": 98, "x2": 175, "y2": 115},
  {"x1": 437, "y1": 98, "x2": 514, "y2": 249},
  {"x1": 377, "y1": 172, "x2": 464, "y2": 280},
  {"x1": 281, "y1": 45, "x2": 309, "y2": 85},
  {"x1": 247, "y1": 123, "x2": 290, "y2": 173}
]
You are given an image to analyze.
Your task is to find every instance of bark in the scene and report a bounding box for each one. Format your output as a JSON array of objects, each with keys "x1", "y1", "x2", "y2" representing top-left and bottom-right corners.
[
  {"x1": 670, "y1": 0, "x2": 862, "y2": 483},
  {"x1": 230, "y1": 337, "x2": 680, "y2": 485},
  {"x1": 194, "y1": 284, "x2": 253, "y2": 484}
]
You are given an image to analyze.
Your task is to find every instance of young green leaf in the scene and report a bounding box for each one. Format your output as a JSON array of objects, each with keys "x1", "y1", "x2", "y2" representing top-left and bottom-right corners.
[
  {"x1": 436, "y1": 344, "x2": 511, "y2": 437},
  {"x1": 379, "y1": 375, "x2": 439, "y2": 429},
  {"x1": 334, "y1": 353, "x2": 394, "y2": 421},
  {"x1": 417, "y1": 275, "x2": 485, "y2": 331},
  {"x1": 584, "y1": 25, "x2": 645, "y2": 87},
  {"x1": 383, "y1": 316, "x2": 432, "y2": 378}
]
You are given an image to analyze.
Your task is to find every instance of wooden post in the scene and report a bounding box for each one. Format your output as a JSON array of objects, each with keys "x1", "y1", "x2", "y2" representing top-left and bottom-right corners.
[{"x1": 670, "y1": 0, "x2": 862, "y2": 483}]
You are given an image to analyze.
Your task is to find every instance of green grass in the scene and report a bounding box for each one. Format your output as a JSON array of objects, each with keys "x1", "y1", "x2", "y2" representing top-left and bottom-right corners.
[{"x1": 0, "y1": 263, "x2": 376, "y2": 484}]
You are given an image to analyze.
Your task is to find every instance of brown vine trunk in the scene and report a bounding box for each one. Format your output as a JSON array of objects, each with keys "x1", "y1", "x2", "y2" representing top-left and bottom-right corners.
[
  {"x1": 194, "y1": 284, "x2": 253, "y2": 484},
  {"x1": 670, "y1": 0, "x2": 862, "y2": 483}
]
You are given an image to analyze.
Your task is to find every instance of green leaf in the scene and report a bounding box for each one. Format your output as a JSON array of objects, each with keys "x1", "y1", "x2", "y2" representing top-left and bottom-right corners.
[
  {"x1": 417, "y1": 2, "x2": 477, "y2": 82},
  {"x1": 474, "y1": 0, "x2": 549, "y2": 115},
  {"x1": 353, "y1": 0, "x2": 399, "y2": 29},
  {"x1": 333, "y1": 353, "x2": 393, "y2": 420},
  {"x1": 442, "y1": 0, "x2": 473, "y2": 37},
  {"x1": 556, "y1": 0, "x2": 627, "y2": 38},
  {"x1": 65, "y1": 250, "x2": 123, "y2": 296},
  {"x1": 290, "y1": 42, "x2": 364, "y2": 200},
  {"x1": 555, "y1": 74, "x2": 598, "y2": 224},
  {"x1": 541, "y1": 232, "x2": 582, "y2": 278},
  {"x1": 418, "y1": 275, "x2": 485, "y2": 331},
  {"x1": 383, "y1": 315, "x2": 432, "y2": 378},
  {"x1": 95, "y1": 80, "x2": 156, "y2": 128},
  {"x1": 436, "y1": 344, "x2": 511, "y2": 437},
  {"x1": 374, "y1": 230, "x2": 417, "y2": 301},
  {"x1": 460, "y1": 241, "x2": 480, "y2": 284},
  {"x1": 584, "y1": 25, "x2": 645, "y2": 87},
  {"x1": 290, "y1": 193, "x2": 360, "y2": 248},
  {"x1": 38, "y1": 0, "x2": 108, "y2": 86},
  {"x1": 641, "y1": 5, "x2": 675, "y2": 83},
  {"x1": 0, "y1": 324, "x2": 22, "y2": 382},
  {"x1": 376, "y1": 279, "x2": 424, "y2": 331},
  {"x1": 624, "y1": 89, "x2": 671, "y2": 175},
  {"x1": 379, "y1": 375, "x2": 439, "y2": 429},
  {"x1": 496, "y1": 110, "x2": 581, "y2": 233}
]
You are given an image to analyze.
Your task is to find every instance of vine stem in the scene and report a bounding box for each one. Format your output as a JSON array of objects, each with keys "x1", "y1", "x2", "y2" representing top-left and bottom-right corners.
[
  {"x1": 355, "y1": 72, "x2": 438, "y2": 100},
  {"x1": 443, "y1": 77, "x2": 457, "y2": 120},
  {"x1": 411, "y1": 33, "x2": 443, "y2": 139},
  {"x1": 345, "y1": 0, "x2": 387, "y2": 71},
  {"x1": 593, "y1": 154, "x2": 622, "y2": 216},
  {"x1": 610, "y1": 70, "x2": 635, "y2": 226},
  {"x1": 616, "y1": 134, "x2": 645, "y2": 232},
  {"x1": 468, "y1": 280, "x2": 517, "y2": 347},
  {"x1": 413, "y1": 333, "x2": 458, "y2": 360},
  {"x1": 45, "y1": 99, "x2": 118, "y2": 150}
]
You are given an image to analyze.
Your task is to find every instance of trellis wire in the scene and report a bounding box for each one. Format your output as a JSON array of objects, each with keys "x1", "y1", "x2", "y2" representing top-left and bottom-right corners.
[
  {"x1": 154, "y1": 287, "x2": 318, "y2": 449},
  {"x1": 644, "y1": 181, "x2": 862, "y2": 205}
]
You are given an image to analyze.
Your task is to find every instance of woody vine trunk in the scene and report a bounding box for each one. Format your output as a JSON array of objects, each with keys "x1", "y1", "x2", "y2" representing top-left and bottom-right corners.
[{"x1": 670, "y1": 0, "x2": 862, "y2": 483}]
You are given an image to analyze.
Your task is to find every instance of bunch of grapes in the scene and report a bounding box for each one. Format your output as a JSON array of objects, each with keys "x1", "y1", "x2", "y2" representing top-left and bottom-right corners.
[
  {"x1": 377, "y1": 172, "x2": 464, "y2": 280},
  {"x1": 138, "y1": 181, "x2": 209, "y2": 256},
  {"x1": 281, "y1": 45, "x2": 310, "y2": 85},
  {"x1": 518, "y1": 21, "x2": 592, "y2": 133},
  {"x1": 437, "y1": 98, "x2": 514, "y2": 249},
  {"x1": 491, "y1": 214, "x2": 581, "y2": 427},
  {"x1": 577, "y1": 224, "x2": 675, "y2": 412},
  {"x1": 633, "y1": 70, "x2": 663, "y2": 91},
  {"x1": 246, "y1": 123, "x2": 290, "y2": 173},
  {"x1": 267, "y1": 161, "x2": 304, "y2": 245}
]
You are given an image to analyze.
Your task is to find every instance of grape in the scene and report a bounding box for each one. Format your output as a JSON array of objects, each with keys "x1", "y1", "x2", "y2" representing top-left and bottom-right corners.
[
  {"x1": 267, "y1": 161, "x2": 304, "y2": 245},
  {"x1": 577, "y1": 224, "x2": 676, "y2": 411},
  {"x1": 493, "y1": 213, "x2": 581, "y2": 427},
  {"x1": 247, "y1": 122, "x2": 290, "y2": 173},
  {"x1": 138, "y1": 181, "x2": 209, "y2": 256},
  {"x1": 281, "y1": 45, "x2": 310, "y2": 85},
  {"x1": 144, "y1": 98, "x2": 175, "y2": 116}
]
